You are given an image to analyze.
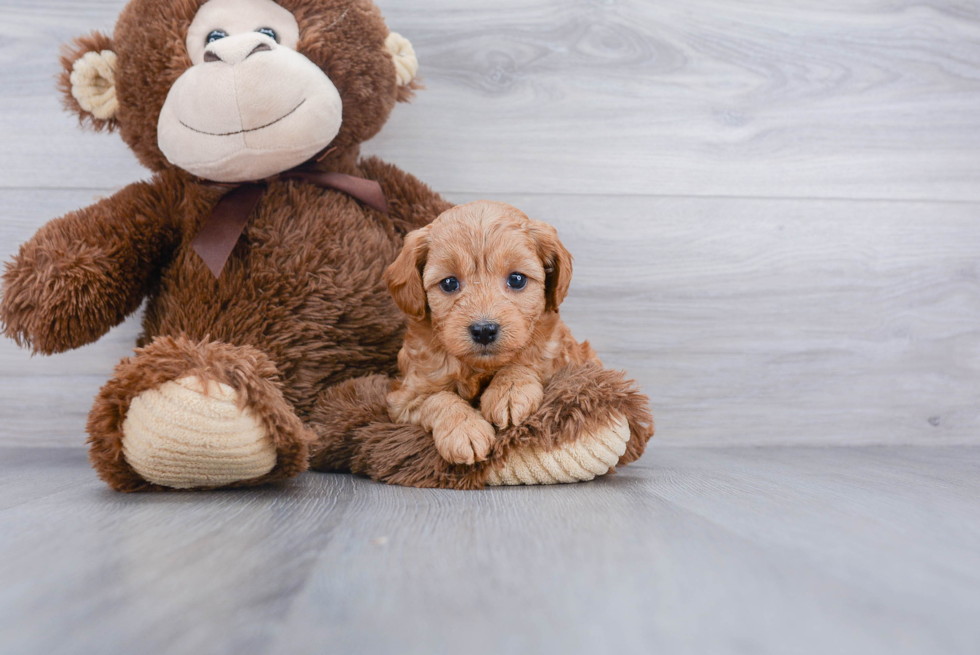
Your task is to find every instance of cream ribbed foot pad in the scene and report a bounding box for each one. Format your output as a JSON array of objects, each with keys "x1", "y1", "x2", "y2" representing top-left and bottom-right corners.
[
  {"x1": 485, "y1": 413, "x2": 630, "y2": 485},
  {"x1": 121, "y1": 376, "x2": 277, "y2": 489}
]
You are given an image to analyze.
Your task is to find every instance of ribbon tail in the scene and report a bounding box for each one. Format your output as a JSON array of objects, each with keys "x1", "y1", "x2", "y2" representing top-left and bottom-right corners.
[
  {"x1": 192, "y1": 184, "x2": 266, "y2": 278},
  {"x1": 283, "y1": 171, "x2": 389, "y2": 215}
]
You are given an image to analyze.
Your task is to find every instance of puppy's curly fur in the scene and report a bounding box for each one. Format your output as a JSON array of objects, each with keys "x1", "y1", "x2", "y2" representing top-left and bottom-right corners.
[{"x1": 384, "y1": 200, "x2": 599, "y2": 465}]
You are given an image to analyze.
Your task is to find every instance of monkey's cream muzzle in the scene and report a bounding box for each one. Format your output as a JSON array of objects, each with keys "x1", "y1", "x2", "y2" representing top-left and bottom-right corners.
[{"x1": 157, "y1": 29, "x2": 343, "y2": 183}]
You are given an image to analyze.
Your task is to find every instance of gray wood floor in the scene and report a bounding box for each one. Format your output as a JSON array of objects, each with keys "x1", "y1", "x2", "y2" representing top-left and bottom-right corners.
[
  {"x1": 1, "y1": 446, "x2": 979, "y2": 655},
  {"x1": 1, "y1": 0, "x2": 979, "y2": 653}
]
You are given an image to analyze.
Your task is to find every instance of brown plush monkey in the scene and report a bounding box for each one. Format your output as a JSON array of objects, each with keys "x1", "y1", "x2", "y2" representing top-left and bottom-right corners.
[{"x1": 0, "y1": 0, "x2": 653, "y2": 491}]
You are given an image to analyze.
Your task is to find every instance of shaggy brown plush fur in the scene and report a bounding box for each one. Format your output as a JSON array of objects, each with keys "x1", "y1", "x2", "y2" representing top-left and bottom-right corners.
[{"x1": 1, "y1": 0, "x2": 655, "y2": 491}]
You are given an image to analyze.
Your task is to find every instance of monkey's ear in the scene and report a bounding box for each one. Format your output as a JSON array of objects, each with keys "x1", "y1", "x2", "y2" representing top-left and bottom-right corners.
[
  {"x1": 529, "y1": 220, "x2": 574, "y2": 313},
  {"x1": 58, "y1": 32, "x2": 119, "y2": 131},
  {"x1": 384, "y1": 226, "x2": 430, "y2": 320},
  {"x1": 385, "y1": 32, "x2": 421, "y2": 103}
]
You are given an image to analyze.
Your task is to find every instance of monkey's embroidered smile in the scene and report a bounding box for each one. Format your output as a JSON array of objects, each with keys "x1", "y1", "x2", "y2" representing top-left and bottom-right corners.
[{"x1": 178, "y1": 98, "x2": 306, "y2": 137}]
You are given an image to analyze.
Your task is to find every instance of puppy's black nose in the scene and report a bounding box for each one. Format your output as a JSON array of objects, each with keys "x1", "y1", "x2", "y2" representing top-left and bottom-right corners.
[{"x1": 469, "y1": 321, "x2": 499, "y2": 345}]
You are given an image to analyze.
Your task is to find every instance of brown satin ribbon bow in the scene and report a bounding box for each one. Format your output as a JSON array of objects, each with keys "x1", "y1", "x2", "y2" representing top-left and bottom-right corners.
[{"x1": 192, "y1": 169, "x2": 389, "y2": 277}]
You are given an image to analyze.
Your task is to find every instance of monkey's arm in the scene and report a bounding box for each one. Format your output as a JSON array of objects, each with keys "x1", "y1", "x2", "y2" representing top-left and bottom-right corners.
[
  {"x1": 1, "y1": 178, "x2": 180, "y2": 354},
  {"x1": 359, "y1": 156, "x2": 453, "y2": 233}
]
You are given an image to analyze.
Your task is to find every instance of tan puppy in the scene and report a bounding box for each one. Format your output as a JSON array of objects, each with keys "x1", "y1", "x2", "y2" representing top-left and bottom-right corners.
[{"x1": 384, "y1": 200, "x2": 600, "y2": 465}]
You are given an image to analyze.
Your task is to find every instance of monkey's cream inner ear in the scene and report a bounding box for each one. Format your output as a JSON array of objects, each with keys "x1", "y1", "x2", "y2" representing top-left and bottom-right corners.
[
  {"x1": 70, "y1": 50, "x2": 119, "y2": 120},
  {"x1": 385, "y1": 32, "x2": 418, "y2": 86}
]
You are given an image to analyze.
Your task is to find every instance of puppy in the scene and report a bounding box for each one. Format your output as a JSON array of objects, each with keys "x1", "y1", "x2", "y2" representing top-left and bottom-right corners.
[{"x1": 384, "y1": 200, "x2": 599, "y2": 465}]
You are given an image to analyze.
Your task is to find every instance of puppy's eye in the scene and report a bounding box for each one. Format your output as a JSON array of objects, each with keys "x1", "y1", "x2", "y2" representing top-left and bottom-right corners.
[
  {"x1": 206, "y1": 30, "x2": 228, "y2": 44},
  {"x1": 507, "y1": 272, "x2": 528, "y2": 290},
  {"x1": 256, "y1": 27, "x2": 278, "y2": 42},
  {"x1": 439, "y1": 277, "x2": 460, "y2": 293}
]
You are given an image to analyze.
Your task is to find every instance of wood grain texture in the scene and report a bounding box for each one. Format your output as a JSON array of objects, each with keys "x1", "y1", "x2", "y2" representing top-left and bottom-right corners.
[
  {"x1": 0, "y1": 0, "x2": 979, "y2": 199},
  {"x1": 0, "y1": 446, "x2": 978, "y2": 655},
  {"x1": 2, "y1": 189, "x2": 978, "y2": 447}
]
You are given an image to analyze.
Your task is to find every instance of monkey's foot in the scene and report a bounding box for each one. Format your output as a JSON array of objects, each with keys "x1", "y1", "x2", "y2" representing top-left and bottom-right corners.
[
  {"x1": 88, "y1": 335, "x2": 313, "y2": 492},
  {"x1": 485, "y1": 413, "x2": 629, "y2": 485},
  {"x1": 121, "y1": 376, "x2": 277, "y2": 489}
]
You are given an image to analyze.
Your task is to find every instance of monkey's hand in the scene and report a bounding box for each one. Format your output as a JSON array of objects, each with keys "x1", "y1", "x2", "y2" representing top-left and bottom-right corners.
[{"x1": 1, "y1": 181, "x2": 177, "y2": 354}]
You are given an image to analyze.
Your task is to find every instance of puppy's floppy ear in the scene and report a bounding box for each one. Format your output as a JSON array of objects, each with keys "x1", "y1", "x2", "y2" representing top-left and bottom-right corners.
[
  {"x1": 529, "y1": 220, "x2": 573, "y2": 312},
  {"x1": 58, "y1": 32, "x2": 120, "y2": 131},
  {"x1": 385, "y1": 226, "x2": 430, "y2": 320}
]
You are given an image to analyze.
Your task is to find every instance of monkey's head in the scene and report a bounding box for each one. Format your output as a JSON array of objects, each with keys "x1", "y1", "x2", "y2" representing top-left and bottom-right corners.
[{"x1": 60, "y1": 0, "x2": 419, "y2": 182}]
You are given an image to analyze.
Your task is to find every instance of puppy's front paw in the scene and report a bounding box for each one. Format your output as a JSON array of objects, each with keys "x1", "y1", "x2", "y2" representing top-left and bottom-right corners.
[
  {"x1": 433, "y1": 415, "x2": 496, "y2": 465},
  {"x1": 481, "y1": 377, "x2": 544, "y2": 429}
]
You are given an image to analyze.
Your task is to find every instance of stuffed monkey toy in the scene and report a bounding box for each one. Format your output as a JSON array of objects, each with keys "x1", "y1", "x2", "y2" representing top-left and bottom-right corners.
[{"x1": 0, "y1": 0, "x2": 653, "y2": 491}]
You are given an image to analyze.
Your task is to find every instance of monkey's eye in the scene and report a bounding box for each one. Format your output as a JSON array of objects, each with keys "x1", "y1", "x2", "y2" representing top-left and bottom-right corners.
[
  {"x1": 256, "y1": 27, "x2": 278, "y2": 42},
  {"x1": 507, "y1": 273, "x2": 528, "y2": 290},
  {"x1": 439, "y1": 277, "x2": 460, "y2": 293},
  {"x1": 206, "y1": 30, "x2": 228, "y2": 44}
]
